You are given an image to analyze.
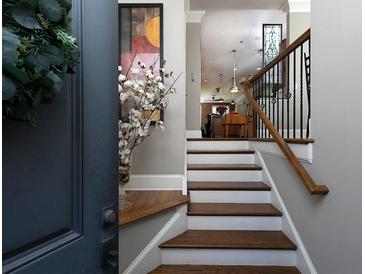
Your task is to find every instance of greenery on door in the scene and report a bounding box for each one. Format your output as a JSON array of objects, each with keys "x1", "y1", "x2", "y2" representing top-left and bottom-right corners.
[{"x1": 3, "y1": 0, "x2": 78, "y2": 123}]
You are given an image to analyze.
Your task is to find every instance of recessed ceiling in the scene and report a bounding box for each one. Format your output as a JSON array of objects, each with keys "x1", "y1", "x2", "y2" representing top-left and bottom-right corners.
[{"x1": 190, "y1": 0, "x2": 286, "y2": 101}]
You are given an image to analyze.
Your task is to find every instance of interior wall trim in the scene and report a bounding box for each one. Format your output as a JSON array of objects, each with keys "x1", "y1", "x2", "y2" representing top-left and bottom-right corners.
[
  {"x1": 186, "y1": 10, "x2": 206, "y2": 23},
  {"x1": 281, "y1": 0, "x2": 311, "y2": 13}
]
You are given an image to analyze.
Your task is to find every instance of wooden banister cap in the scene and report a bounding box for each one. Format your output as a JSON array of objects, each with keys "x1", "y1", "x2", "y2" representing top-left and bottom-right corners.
[{"x1": 311, "y1": 185, "x2": 329, "y2": 195}]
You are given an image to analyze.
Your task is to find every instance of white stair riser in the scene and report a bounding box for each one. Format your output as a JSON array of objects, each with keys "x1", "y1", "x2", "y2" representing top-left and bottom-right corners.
[
  {"x1": 162, "y1": 249, "x2": 295, "y2": 266},
  {"x1": 189, "y1": 190, "x2": 270, "y2": 203},
  {"x1": 187, "y1": 154, "x2": 255, "y2": 165},
  {"x1": 187, "y1": 170, "x2": 262, "y2": 182},
  {"x1": 187, "y1": 141, "x2": 249, "y2": 151},
  {"x1": 188, "y1": 216, "x2": 282, "y2": 230}
]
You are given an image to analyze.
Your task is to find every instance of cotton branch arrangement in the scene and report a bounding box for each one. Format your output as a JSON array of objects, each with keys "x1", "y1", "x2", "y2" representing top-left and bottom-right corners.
[{"x1": 118, "y1": 59, "x2": 181, "y2": 169}]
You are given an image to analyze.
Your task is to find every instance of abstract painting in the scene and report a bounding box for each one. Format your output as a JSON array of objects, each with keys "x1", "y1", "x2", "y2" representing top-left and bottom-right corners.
[{"x1": 119, "y1": 4, "x2": 163, "y2": 77}]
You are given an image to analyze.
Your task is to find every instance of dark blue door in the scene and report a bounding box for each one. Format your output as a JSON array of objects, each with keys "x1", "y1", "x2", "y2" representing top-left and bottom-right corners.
[{"x1": 3, "y1": 1, "x2": 119, "y2": 273}]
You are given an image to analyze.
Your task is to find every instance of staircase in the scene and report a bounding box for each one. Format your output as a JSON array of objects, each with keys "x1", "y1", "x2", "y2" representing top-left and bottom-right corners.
[{"x1": 150, "y1": 138, "x2": 301, "y2": 274}]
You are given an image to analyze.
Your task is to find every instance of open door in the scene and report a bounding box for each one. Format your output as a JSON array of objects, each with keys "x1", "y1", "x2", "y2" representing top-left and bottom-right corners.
[{"x1": 3, "y1": 0, "x2": 119, "y2": 273}]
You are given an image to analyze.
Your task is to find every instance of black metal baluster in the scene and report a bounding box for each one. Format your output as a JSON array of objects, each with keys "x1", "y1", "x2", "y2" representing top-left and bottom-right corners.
[
  {"x1": 300, "y1": 44, "x2": 303, "y2": 138},
  {"x1": 276, "y1": 63, "x2": 280, "y2": 133},
  {"x1": 287, "y1": 54, "x2": 290, "y2": 138},
  {"x1": 256, "y1": 80, "x2": 259, "y2": 138},
  {"x1": 281, "y1": 59, "x2": 284, "y2": 137},
  {"x1": 260, "y1": 76, "x2": 264, "y2": 138},
  {"x1": 254, "y1": 81, "x2": 258, "y2": 138},
  {"x1": 272, "y1": 69, "x2": 275, "y2": 130},
  {"x1": 268, "y1": 68, "x2": 271, "y2": 137},
  {"x1": 254, "y1": 81, "x2": 257, "y2": 138},
  {"x1": 264, "y1": 72, "x2": 267, "y2": 138},
  {"x1": 293, "y1": 48, "x2": 296, "y2": 138},
  {"x1": 308, "y1": 37, "x2": 311, "y2": 138}
]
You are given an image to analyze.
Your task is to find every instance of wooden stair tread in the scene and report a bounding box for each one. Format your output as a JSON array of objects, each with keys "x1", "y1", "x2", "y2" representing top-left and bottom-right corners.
[
  {"x1": 186, "y1": 137, "x2": 314, "y2": 144},
  {"x1": 187, "y1": 138, "x2": 248, "y2": 141},
  {"x1": 187, "y1": 203, "x2": 282, "y2": 216},
  {"x1": 159, "y1": 230, "x2": 297, "y2": 250},
  {"x1": 188, "y1": 181, "x2": 271, "y2": 191},
  {"x1": 120, "y1": 191, "x2": 189, "y2": 226},
  {"x1": 246, "y1": 137, "x2": 315, "y2": 144},
  {"x1": 187, "y1": 149, "x2": 255, "y2": 154},
  {"x1": 149, "y1": 265, "x2": 301, "y2": 274},
  {"x1": 187, "y1": 164, "x2": 262, "y2": 170}
]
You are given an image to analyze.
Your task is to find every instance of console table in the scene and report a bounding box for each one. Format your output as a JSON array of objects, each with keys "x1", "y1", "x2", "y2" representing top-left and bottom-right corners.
[{"x1": 222, "y1": 113, "x2": 248, "y2": 138}]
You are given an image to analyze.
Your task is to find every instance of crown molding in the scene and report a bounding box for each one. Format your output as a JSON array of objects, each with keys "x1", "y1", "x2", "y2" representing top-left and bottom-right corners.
[
  {"x1": 187, "y1": 10, "x2": 206, "y2": 23},
  {"x1": 281, "y1": 0, "x2": 311, "y2": 13}
]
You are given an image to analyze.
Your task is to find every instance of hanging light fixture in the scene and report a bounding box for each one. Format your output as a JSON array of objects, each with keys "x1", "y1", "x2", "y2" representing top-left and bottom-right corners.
[{"x1": 229, "y1": 49, "x2": 239, "y2": 93}]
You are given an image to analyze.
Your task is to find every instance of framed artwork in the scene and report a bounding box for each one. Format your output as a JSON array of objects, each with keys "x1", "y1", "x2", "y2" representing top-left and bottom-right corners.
[{"x1": 119, "y1": 4, "x2": 163, "y2": 77}]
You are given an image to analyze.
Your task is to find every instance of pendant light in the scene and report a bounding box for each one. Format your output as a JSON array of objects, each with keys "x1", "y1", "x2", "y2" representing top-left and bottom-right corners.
[{"x1": 229, "y1": 49, "x2": 239, "y2": 93}]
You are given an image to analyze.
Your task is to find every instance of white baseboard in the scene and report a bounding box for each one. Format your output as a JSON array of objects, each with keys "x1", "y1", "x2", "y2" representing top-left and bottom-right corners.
[
  {"x1": 123, "y1": 205, "x2": 188, "y2": 274},
  {"x1": 255, "y1": 151, "x2": 317, "y2": 274},
  {"x1": 125, "y1": 175, "x2": 184, "y2": 191},
  {"x1": 186, "y1": 130, "x2": 202, "y2": 138}
]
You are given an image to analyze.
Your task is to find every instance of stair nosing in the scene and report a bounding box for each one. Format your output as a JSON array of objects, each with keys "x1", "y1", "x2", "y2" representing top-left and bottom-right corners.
[
  {"x1": 187, "y1": 182, "x2": 271, "y2": 191},
  {"x1": 187, "y1": 164, "x2": 262, "y2": 171},
  {"x1": 149, "y1": 265, "x2": 301, "y2": 274},
  {"x1": 187, "y1": 150, "x2": 255, "y2": 154},
  {"x1": 187, "y1": 203, "x2": 283, "y2": 217},
  {"x1": 159, "y1": 230, "x2": 297, "y2": 250}
]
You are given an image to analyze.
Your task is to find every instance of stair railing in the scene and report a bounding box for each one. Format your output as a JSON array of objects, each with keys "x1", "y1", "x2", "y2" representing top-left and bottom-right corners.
[{"x1": 241, "y1": 29, "x2": 329, "y2": 195}]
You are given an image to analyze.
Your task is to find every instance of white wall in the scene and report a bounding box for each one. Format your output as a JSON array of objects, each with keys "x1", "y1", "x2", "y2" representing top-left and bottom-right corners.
[
  {"x1": 262, "y1": 0, "x2": 362, "y2": 273},
  {"x1": 186, "y1": 23, "x2": 202, "y2": 131},
  {"x1": 120, "y1": 0, "x2": 186, "y2": 175},
  {"x1": 288, "y1": 12, "x2": 311, "y2": 43}
]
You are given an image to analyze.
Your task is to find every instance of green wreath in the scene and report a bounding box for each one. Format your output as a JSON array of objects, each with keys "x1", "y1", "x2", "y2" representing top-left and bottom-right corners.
[{"x1": 3, "y1": 0, "x2": 79, "y2": 123}]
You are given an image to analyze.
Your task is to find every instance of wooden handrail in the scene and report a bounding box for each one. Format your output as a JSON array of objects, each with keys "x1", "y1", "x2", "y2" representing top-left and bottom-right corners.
[
  {"x1": 240, "y1": 81, "x2": 329, "y2": 195},
  {"x1": 250, "y1": 29, "x2": 311, "y2": 83}
]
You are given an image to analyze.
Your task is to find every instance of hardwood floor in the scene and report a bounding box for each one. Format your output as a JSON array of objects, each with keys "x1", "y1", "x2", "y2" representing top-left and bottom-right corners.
[{"x1": 119, "y1": 191, "x2": 189, "y2": 226}]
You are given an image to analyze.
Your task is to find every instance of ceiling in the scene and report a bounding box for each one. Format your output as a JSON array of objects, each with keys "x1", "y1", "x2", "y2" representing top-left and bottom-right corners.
[
  {"x1": 191, "y1": 0, "x2": 286, "y2": 10},
  {"x1": 190, "y1": 0, "x2": 286, "y2": 102}
]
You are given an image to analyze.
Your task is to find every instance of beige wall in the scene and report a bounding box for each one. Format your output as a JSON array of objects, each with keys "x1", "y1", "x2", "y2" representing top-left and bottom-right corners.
[
  {"x1": 263, "y1": 0, "x2": 361, "y2": 273},
  {"x1": 288, "y1": 12, "x2": 311, "y2": 43},
  {"x1": 120, "y1": 0, "x2": 186, "y2": 175},
  {"x1": 186, "y1": 23, "x2": 202, "y2": 130}
]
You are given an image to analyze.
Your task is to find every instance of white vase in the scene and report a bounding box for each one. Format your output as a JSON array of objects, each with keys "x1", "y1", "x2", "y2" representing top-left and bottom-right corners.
[{"x1": 118, "y1": 164, "x2": 132, "y2": 210}]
